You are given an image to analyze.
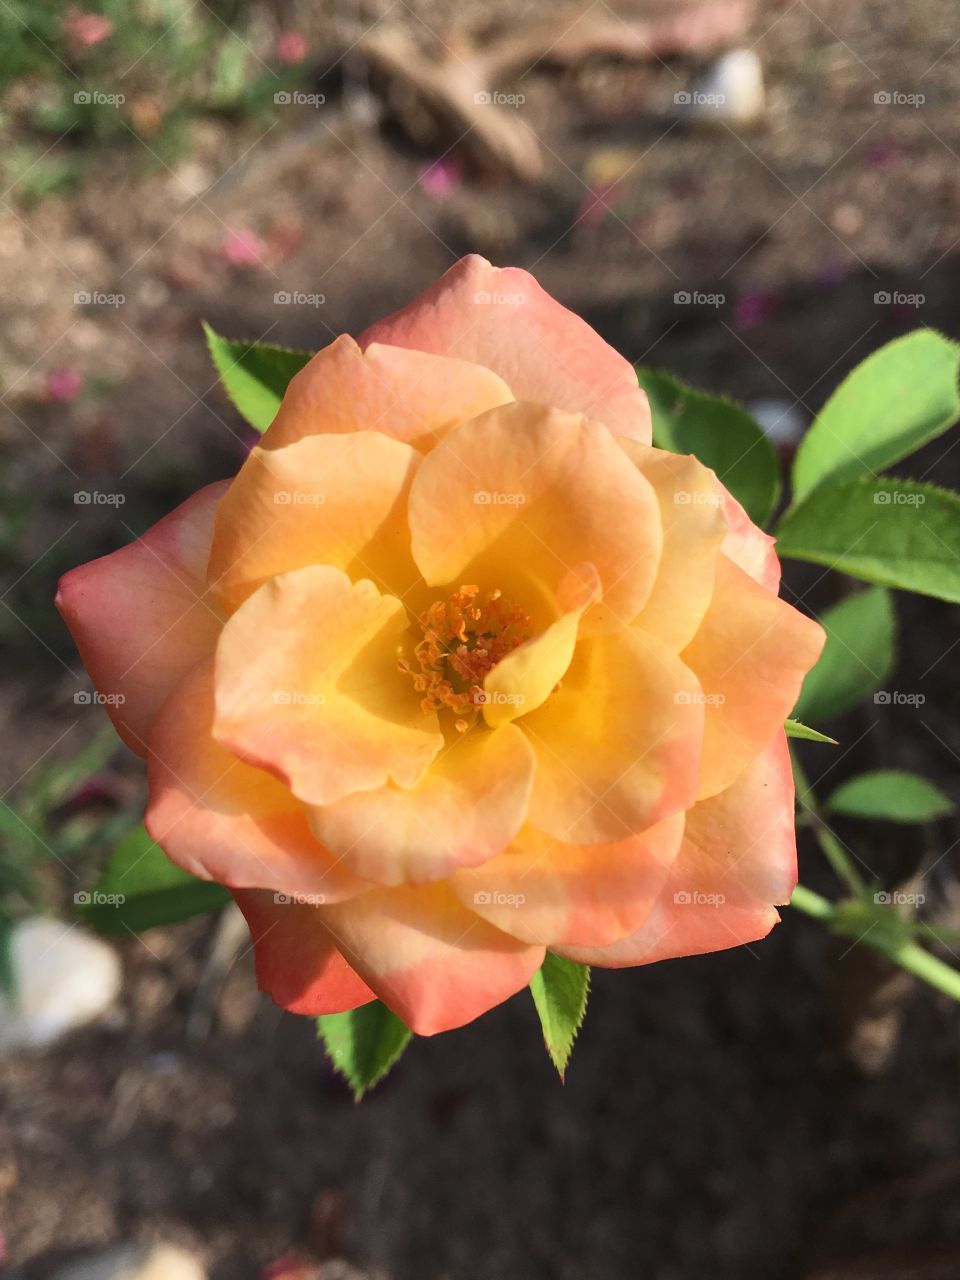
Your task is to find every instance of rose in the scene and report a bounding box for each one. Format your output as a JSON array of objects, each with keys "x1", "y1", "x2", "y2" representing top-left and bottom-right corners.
[{"x1": 57, "y1": 256, "x2": 824, "y2": 1035}]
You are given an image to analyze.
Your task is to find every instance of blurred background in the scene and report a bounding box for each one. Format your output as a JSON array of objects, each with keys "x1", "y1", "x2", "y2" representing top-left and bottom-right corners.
[{"x1": 1, "y1": 1, "x2": 959, "y2": 1276}]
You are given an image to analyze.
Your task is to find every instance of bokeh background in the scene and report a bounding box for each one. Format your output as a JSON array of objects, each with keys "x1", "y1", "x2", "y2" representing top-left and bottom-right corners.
[{"x1": 2, "y1": 1, "x2": 960, "y2": 1276}]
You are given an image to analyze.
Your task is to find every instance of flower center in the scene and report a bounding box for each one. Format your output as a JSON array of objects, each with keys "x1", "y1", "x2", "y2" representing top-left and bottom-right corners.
[{"x1": 398, "y1": 584, "x2": 532, "y2": 732}]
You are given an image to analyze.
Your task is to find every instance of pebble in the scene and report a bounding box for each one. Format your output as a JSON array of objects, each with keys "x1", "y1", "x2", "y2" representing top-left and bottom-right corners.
[
  {"x1": 0, "y1": 917, "x2": 121, "y2": 1051},
  {"x1": 687, "y1": 49, "x2": 765, "y2": 125},
  {"x1": 51, "y1": 1244, "x2": 206, "y2": 1280},
  {"x1": 748, "y1": 397, "x2": 807, "y2": 447}
]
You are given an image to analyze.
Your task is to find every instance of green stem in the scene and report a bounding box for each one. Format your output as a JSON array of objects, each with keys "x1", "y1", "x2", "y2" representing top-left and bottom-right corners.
[
  {"x1": 790, "y1": 884, "x2": 960, "y2": 1003},
  {"x1": 886, "y1": 939, "x2": 960, "y2": 1002},
  {"x1": 791, "y1": 752, "x2": 866, "y2": 895},
  {"x1": 789, "y1": 883, "x2": 835, "y2": 920}
]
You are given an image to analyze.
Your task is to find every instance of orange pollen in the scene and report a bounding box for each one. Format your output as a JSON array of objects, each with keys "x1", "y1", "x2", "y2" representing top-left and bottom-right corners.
[{"x1": 398, "y1": 585, "x2": 531, "y2": 730}]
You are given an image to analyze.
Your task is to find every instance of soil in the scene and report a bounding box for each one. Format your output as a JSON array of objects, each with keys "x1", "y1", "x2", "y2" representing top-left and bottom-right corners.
[{"x1": 2, "y1": 1, "x2": 960, "y2": 1276}]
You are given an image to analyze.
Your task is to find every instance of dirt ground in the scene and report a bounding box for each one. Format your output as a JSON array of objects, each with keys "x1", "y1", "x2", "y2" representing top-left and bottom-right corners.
[{"x1": 2, "y1": 0, "x2": 960, "y2": 1275}]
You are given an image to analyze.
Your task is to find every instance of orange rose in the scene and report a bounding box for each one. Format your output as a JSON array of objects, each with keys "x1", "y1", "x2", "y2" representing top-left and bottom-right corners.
[{"x1": 57, "y1": 257, "x2": 824, "y2": 1034}]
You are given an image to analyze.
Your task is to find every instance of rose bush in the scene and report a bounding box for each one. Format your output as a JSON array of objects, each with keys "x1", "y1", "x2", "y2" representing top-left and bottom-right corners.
[{"x1": 57, "y1": 256, "x2": 824, "y2": 1035}]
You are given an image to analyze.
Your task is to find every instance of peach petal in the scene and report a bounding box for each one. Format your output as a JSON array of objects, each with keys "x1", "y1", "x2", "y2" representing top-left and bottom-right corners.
[
  {"x1": 721, "y1": 489, "x2": 780, "y2": 591},
  {"x1": 213, "y1": 566, "x2": 443, "y2": 806},
  {"x1": 521, "y1": 624, "x2": 705, "y2": 843},
  {"x1": 55, "y1": 482, "x2": 227, "y2": 754},
  {"x1": 359, "y1": 255, "x2": 651, "y2": 441},
  {"x1": 557, "y1": 735, "x2": 797, "y2": 966},
  {"x1": 208, "y1": 431, "x2": 419, "y2": 611},
  {"x1": 682, "y1": 557, "x2": 825, "y2": 799},
  {"x1": 451, "y1": 812, "x2": 685, "y2": 948},
  {"x1": 322, "y1": 883, "x2": 544, "y2": 1035},
  {"x1": 408, "y1": 403, "x2": 662, "y2": 624},
  {"x1": 262, "y1": 334, "x2": 514, "y2": 450},
  {"x1": 621, "y1": 441, "x2": 728, "y2": 651},
  {"x1": 308, "y1": 723, "x2": 536, "y2": 886},
  {"x1": 145, "y1": 659, "x2": 367, "y2": 901},
  {"x1": 233, "y1": 889, "x2": 375, "y2": 1015}
]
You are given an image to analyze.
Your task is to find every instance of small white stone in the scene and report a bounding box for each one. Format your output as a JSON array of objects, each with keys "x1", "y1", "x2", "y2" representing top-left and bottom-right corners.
[
  {"x1": 686, "y1": 49, "x2": 765, "y2": 125},
  {"x1": 748, "y1": 397, "x2": 807, "y2": 447},
  {"x1": 52, "y1": 1244, "x2": 206, "y2": 1280},
  {"x1": 0, "y1": 917, "x2": 122, "y2": 1051}
]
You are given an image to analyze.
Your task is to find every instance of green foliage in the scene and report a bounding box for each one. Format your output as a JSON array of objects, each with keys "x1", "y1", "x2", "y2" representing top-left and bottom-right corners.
[
  {"x1": 203, "y1": 324, "x2": 312, "y2": 433},
  {"x1": 776, "y1": 477, "x2": 960, "y2": 603},
  {"x1": 79, "y1": 824, "x2": 230, "y2": 934},
  {"x1": 791, "y1": 331, "x2": 960, "y2": 502},
  {"x1": 825, "y1": 770, "x2": 954, "y2": 823},
  {"x1": 529, "y1": 951, "x2": 590, "y2": 1079},
  {"x1": 793, "y1": 587, "x2": 896, "y2": 725},
  {"x1": 638, "y1": 367, "x2": 780, "y2": 525},
  {"x1": 317, "y1": 1001, "x2": 413, "y2": 1100}
]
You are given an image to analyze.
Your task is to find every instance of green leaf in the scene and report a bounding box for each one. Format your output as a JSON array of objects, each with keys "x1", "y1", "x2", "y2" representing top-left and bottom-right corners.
[
  {"x1": 825, "y1": 770, "x2": 954, "y2": 823},
  {"x1": 79, "y1": 825, "x2": 230, "y2": 935},
  {"x1": 203, "y1": 323, "x2": 312, "y2": 433},
  {"x1": 793, "y1": 587, "x2": 896, "y2": 725},
  {"x1": 529, "y1": 951, "x2": 590, "y2": 1079},
  {"x1": 317, "y1": 1001, "x2": 413, "y2": 1101},
  {"x1": 792, "y1": 330, "x2": 960, "y2": 502},
  {"x1": 776, "y1": 477, "x2": 960, "y2": 603},
  {"x1": 638, "y1": 367, "x2": 780, "y2": 526},
  {"x1": 785, "y1": 718, "x2": 837, "y2": 745}
]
